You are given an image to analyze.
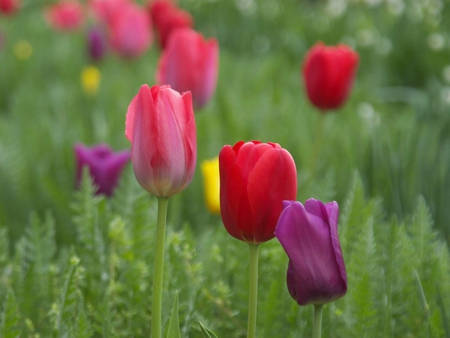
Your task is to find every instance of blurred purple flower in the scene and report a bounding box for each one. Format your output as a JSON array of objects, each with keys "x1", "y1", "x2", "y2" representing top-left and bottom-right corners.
[
  {"x1": 275, "y1": 199, "x2": 347, "y2": 306},
  {"x1": 87, "y1": 26, "x2": 107, "y2": 61},
  {"x1": 74, "y1": 143, "x2": 130, "y2": 196}
]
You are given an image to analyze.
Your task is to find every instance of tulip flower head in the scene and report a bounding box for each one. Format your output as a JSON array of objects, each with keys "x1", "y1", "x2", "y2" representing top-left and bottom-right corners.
[
  {"x1": 302, "y1": 42, "x2": 359, "y2": 111},
  {"x1": 149, "y1": 0, "x2": 193, "y2": 49},
  {"x1": 156, "y1": 28, "x2": 219, "y2": 109},
  {"x1": 275, "y1": 199, "x2": 347, "y2": 306},
  {"x1": 219, "y1": 141, "x2": 297, "y2": 244},
  {"x1": 45, "y1": 0, "x2": 85, "y2": 32},
  {"x1": 201, "y1": 157, "x2": 220, "y2": 214},
  {"x1": 87, "y1": 25, "x2": 107, "y2": 61},
  {"x1": 109, "y1": 3, "x2": 153, "y2": 58},
  {"x1": 125, "y1": 84, "x2": 196, "y2": 198},
  {"x1": 0, "y1": 0, "x2": 20, "y2": 15},
  {"x1": 74, "y1": 143, "x2": 130, "y2": 196}
]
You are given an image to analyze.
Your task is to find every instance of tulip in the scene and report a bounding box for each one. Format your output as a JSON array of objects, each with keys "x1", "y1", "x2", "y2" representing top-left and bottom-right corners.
[
  {"x1": 109, "y1": 3, "x2": 153, "y2": 58},
  {"x1": 0, "y1": 0, "x2": 20, "y2": 15},
  {"x1": 275, "y1": 199, "x2": 347, "y2": 306},
  {"x1": 81, "y1": 66, "x2": 101, "y2": 96},
  {"x1": 125, "y1": 84, "x2": 196, "y2": 198},
  {"x1": 156, "y1": 28, "x2": 219, "y2": 109},
  {"x1": 89, "y1": 0, "x2": 130, "y2": 27},
  {"x1": 45, "y1": 0, "x2": 85, "y2": 32},
  {"x1": 302, "y1": 42, "x2": 359, "y2": 111},
  {"x1": 74, "y1": 143, "x2": 130, "y2": 196},
  {"x1": 149, "y1": 0, "x2": 193, "y2": 49},
  {"x1": 87, "y1": 26, "x2": 107, "y2": 61},
  {"x1": 201, "y1": 157, "x2": 220, "y2": 214},
  {"x1": 219, "y1": 140, "x2": 297, "y2": 244}
]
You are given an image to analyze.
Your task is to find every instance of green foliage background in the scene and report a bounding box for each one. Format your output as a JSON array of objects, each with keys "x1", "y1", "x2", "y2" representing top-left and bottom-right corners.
[{"x1": 0, "y1": 0, "x2": 450, "y2": 336}]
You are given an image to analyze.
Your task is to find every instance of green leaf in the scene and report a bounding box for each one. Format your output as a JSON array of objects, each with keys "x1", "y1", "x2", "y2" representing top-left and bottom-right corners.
[
  {"x1": 1, "y1": 289, "x2": 21, "y2": 338},
  {"x1": 198, "y1": 322, "x2": 218, "y2": 338},
  {"x1": 166, "y1": 292, "x2": 181, "y2": 338}
]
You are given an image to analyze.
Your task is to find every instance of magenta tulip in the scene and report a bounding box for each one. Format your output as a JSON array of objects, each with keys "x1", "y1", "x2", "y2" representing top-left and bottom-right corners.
[
  {"x1": 219, "y1": 141, "x2": 297, "y2": 244},
  {"x1": 275, "y1": 199, "x2": 347, "y2": 306},
  {"x1": 302, "y1": 42, "x2": 359, "y2": 111},
  {"x1": 87, "y1": 25, "x2": 107, "y2": 61},
  {"x1": 125, "y1": 84, "x2": 196, "y2": 198},
  {"x1": 74, "y1": 143, "x2": 130, "y2": 196},
  {"x1": 44, "y1": 0, "x2": 85, "y2": 32},
  {"x1": 156, "y1": 28, "x2": 218, "y2": 109}
]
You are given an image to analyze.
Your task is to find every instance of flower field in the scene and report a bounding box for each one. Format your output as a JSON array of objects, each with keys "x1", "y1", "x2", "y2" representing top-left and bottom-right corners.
[{"x1": 1, "y1": 0, "x2": 450, "y2": 337}]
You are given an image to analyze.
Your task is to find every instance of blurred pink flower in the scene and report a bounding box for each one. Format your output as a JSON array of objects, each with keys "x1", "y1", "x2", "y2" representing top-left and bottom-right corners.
[
  {"x1": 45, "y1": 0, "x2": 85, "y2": 32},
  {"x1": 74, "y1": 143, "x2": 130, "y2": 196},
  {"x1": 0, "y1": 0, "x2": 20, "y2": 16},
  {"x1": 157, "y1": 28, "x2": 218, "y2": 109},
  {"x1": 148, "y1": 0, "x2": 193, "y2": 49},
  {"x1": 109, "y1": 3, "x2": 153, "y2": 58},
  {"x1": 89, "y1": 0, "x2": 130, "y2": 27}
]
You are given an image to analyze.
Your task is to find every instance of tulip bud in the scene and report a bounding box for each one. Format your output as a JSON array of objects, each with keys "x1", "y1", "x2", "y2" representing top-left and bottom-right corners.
[
  {"x1": 87, "y1": 26, "x2": 107, "y2": 61},
  {"x1": 156, "y1": 28, "x2": 219, "y2": 109},
  {"x1": 44, "y1": 0, "x2": 85, "y2": 32},
  {"x1": 219, "y1": 141, "x2": 297, "y2": 244},
  {"x1": 125, "y1": 84, "x2": 197, "y2": 198},
  {"x1": 302, "y1": 42, "x2": 359, "y2": 111},
  {"x1": 0, "y1": 0, "x2": 20, "y2": 15},
  {"x1": 74, "y1": 143, "x2": 130, "y2": 196},
  {"x1": 275, "y1": 199, "x2": 347, "y2": 306}
]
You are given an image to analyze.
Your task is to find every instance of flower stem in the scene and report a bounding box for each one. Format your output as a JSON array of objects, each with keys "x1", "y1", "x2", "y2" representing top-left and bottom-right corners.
[
  {"x1": 313, "y1": 304, "x2": 324, "y2": 338},
  {"x1": 151, "y1": 197, "x2": 169, "y2": 338},
  {"x1": 310, "y1": 113, "x2": 326, "y2": 175},
  {"x1": 247, "y1": 243, "x2": 260, "y2": 338}
]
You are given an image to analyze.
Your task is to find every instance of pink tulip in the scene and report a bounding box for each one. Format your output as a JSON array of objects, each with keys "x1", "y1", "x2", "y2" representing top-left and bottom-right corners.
[
  {"x1": 89, "y1": 0, "x2": 130, "y2": 27},
  {"x1": 109, "y1": 3, "x2": 153, "y2": 58},
  {"x1": 125, "y1": 84, "x2": 196, "y2": 197},
  {"x1": 302, "y1": 42, "x2": 359, "y2": 111},
  {"x1": 149, "y1": 0, "x2": 193, "y2": 49},
  {"x1": 157, "y1": 28, "x2": 219, "y2": 109},
  {"x1": 0, "y1": 0, "x2": 20, "y2": 15},
  {"x1": 45, "y1": 0, "x2": 85, "y2": 32}
]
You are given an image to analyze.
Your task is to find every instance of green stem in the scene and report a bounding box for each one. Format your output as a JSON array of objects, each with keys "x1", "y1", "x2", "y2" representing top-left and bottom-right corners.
[
  {"x1": 310, "y1": 113, "x2": 326, "y2": 175},
  {"x1": 313, "y1": 304, "x2": 324, "y2": 338},
  {"x1": 151, "y1": 197, "x2": 169, "y2": 338},
  {"x1": 247, "y1": 243, "x2": 260, "y2": 338}
]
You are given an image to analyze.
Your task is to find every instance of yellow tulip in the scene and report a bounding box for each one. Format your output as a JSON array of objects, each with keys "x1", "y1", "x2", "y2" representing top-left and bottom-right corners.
[
  {"x1": 14, "y1": 40, "x2": 32, "y2": 60},
  {"x1": 81, "y1": 66, "x2": 101, "y2": 96},
  {"x1": 201, "y1": 157, "x2": 221, "y2": 214}
]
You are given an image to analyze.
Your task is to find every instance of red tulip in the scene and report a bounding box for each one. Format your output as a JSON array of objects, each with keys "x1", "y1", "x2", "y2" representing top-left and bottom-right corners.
[
  {"x1": 302, "y1": 42, "x2": 359, "y2": 111},
  {"x1": 109, "y1": 3, "x2": 153, "y2": 58},
  {"x1": 219, "y1": 141, "x2": 297, "y2": 244},
  {"x1": 125, "y1": 84, "x2": 196, "y2": 198},
  {"x1": 45, "y1": 0, "x2": 85, "y2": 32},
  {"x1": 156, "y1": 28, "x2": 218, "y2": 109},
  {"x1": 0, "y1": 0, "x2": 20, "y2": 15},
  {"x1": 149, "y1": 0, "x2": 193, "y2": 49}
]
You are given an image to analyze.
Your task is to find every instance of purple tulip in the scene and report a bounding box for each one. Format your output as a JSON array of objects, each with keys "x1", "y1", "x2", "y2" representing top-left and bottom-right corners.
[
  {"x1": 275, "y1": 199, "x2": 347, "y2": 306},
  {"x1": 74, "y1": 143, "x2": 130, "y2": 196},
  {"x1": 87, "y1": 26, "x2": 107, "y2": 61}
]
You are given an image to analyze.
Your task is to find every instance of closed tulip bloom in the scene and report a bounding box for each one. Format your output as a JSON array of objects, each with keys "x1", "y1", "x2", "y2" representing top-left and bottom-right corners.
[
  {"x1": 149, "y1": 0, "x2": 193, "y2": 49},
  {"x1": 125, "y1": 84, "x2": 196, "y2": 198},
  {"x1": 302, "y1": 42, "x2": 359, "y2": 111},
  {"x1": 87, "y1": 26, "x2": 107, "y2": 61},
  {"x1": 201, "y1": 157, "x2": 220, "y2": 214},
  {"x1": 156, "y1": 28, "x2": 218, "y2": 109},
  {"x1": 74, "y1": 143, "x2": 130, "y2": 196},
  {"x1": 275, "y1": 199, "x2": 347, "y2": 306},
  {"x1": 109, "y1": 3, "x2": 153, "y2": 58},
  {"x1": 0, "y1": 0, "x2": 20, "y2": 15},
  {"x1": 45, "y1": 0, "x2": 85, "y2": 32},
  {"x1": 219, "y1": 141, "x2": 297, "y2": 244}
]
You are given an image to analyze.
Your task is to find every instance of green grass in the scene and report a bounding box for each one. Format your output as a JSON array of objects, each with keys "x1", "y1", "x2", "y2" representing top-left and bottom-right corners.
[{"x1": 0, "y1": 0, "x2": 450, "y2": 336}]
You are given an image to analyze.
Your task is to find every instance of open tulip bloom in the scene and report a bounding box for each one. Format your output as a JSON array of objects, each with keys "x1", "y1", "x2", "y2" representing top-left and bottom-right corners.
[
  {"x1": 219, "y1": 140, "x2": 297, "y2": 338},
  {"x1": 275, "y1": 199, "x2": 347, "y2": 338},
  {"x1": 126, "y1": 84, "x2": 196, "y2": 338}
]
